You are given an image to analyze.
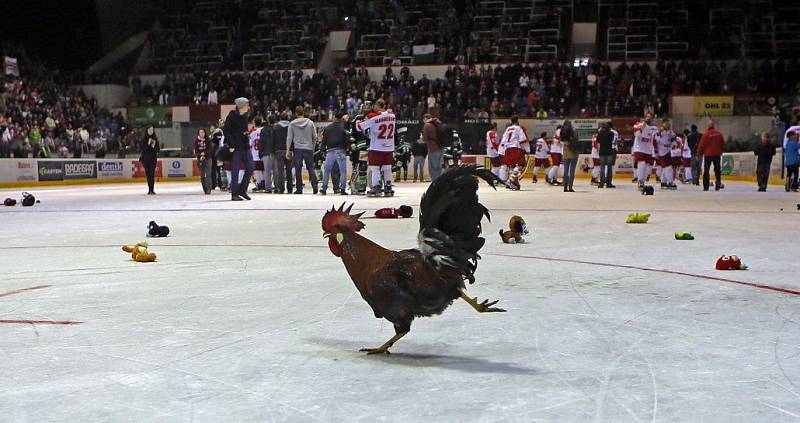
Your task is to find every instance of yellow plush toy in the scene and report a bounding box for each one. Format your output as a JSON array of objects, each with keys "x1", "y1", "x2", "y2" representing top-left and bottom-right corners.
[
  {"x1": 626, "y1": 213, "x2": 651, "y2": 224},
  {"x1": 122, "y1": 241, "x2": 157, "y2": 262}
]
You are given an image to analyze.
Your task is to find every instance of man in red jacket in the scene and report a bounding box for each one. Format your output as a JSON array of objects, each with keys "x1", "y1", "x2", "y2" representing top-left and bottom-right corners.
[{"x1": 697, "y1": 121, "x2": 725, "y2": 191}]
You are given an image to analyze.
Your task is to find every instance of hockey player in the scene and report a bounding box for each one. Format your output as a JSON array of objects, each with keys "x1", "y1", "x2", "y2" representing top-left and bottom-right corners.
[
  {"x1": 655, "y1": 120, "x2": 677, "y2": 189},
  {"x1": 498, "y1": 115, "x2": 530, "y2": 190},
  {"x1": 680, "y1": 132, "x2": 693, "y2": 183},
  {"x1": 443, "y1": 130, "x2": 463, "y2": 170},
  {"x1": 671, "y1": 132, "x2": 685, "y2": 185},
  {"x1": 485, "y1": 122, "x2": 501, "y2": 178},
  {"x1": 348, "y1": 104, "x2": 370, "y2": 195},
  {"x1": 532, "y1": 132, "x2": 550, "y2": 183},
  {"x1": 547, "y1": 125, "x2": 563, "y2": 185},
  {"x1": 590, "y1": 131, "x2": 601, "y2": 185},
  {"x1": 313, "y1": 139, "x2": 325, "y2": 189},
  {"x1": 355, "y1": 99, "x2": 396, "y2": 197},
  {"x1": 394, "y1": 126, "x2": 412, "y2": 181},
  {"x1": 249, "y1": 117, "x2": 264, "y2": 192},
  {"x1": 631, "y1": 118, "x2": 642, "y2": 183},
  {"x1": 209, "y1": 121, "x2": 227, "y2": 190},
  {"x1": 633, "y1": 115, "x2": 658, "y2": 190}
]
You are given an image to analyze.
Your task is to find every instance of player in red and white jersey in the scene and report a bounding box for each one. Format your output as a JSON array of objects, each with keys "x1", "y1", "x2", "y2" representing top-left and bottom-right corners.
[
  {"x1": 532, "y1": 132, "x2": 550, "y2": 183},
  {"x1": 633, "y1": 115, "x2": 658, "y2": 189},
  {"x1": 498, "y1": 115, "x2": 530, "y2": 188},
  {"x1": 485, "y1": 122, "x2": 501, "y2": 178},
  {"x1": 590, "y1": 132, "x2": 601, "y2": 184},
  {"x1": 670, "y1": 132, "x2": 684, "y2": 186},
  {"x1": 680, "y1": 132, "x2": 693, "y2": 183},
  {"x1": 611, "y1": 128, "x2": 619, "y2": 153},
  {"x1": 248, "y1": 118, "x2": 264, "y2": 191},
  {"x1": 655, "y1": 121, "x2": 676, "y2": 189},
  {"x1": 631, "y1": 118, "x2": 643, "y2": 182},
  {"x1": 547, "y1": 125, "x2": 563, "y2": 185},
  {"x1": 355, "y1": 99, "x2": 396, "y2": 196}
]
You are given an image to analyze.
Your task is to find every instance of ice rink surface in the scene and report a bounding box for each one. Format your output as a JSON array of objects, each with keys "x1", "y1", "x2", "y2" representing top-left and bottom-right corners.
[{"x1": 1, "y1": 177, "x2": 799, "y2": 422}]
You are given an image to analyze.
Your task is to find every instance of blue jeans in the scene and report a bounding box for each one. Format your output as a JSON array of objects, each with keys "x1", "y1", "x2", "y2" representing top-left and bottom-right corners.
[
  {"x1": 294, "y1": 148, "x2": 318, "y2": 191},
  {"x1": 563, "y1": 158, "x2": 578, "y2": 187},
  {"x1": 262, "y1": 154, "x2": 274, "y2": 191},
  {"x1": 230, "y1": 149, "x2": 254, "y2": 196},
  {"x1": 413, "y1": 155, "x2": 425, "y2": 181},
  {"x1": 428, "y1": 149, "x2": 443, "y2": 181},
  {"x1": 322, "y1": 148, "x2": 347, "y2": 192}
]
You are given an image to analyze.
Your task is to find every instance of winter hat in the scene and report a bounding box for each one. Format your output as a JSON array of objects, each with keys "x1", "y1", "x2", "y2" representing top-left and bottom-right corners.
[
  {"x1": 398, "y1": 205, "x2": 413, "y2": 218},
  {"x1": 716, "y1": 255, "x2": 747, "y2": 270},
  {"x1": 21, "y1": 192, "x2": 36, "y2": 207},
  {"x1": 147, "y1": 221, "x2": 170, "y2": 238},
  {"x1": 234, "y1": 97, "x2": 249, "y2": 109}
]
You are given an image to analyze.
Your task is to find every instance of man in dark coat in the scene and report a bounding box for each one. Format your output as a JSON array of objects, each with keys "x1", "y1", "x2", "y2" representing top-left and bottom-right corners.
[
  {"x1": 597, "y1": 121, "x2": 616, "y2": 188},
  {"x1": 259, "y1": 115, "x2": 278, "y2": 192},
  {"x1": 754, "y1": 132, "x2": 776, "y2": 192},
  {"x1": 223, "y1": 97, "x2": 253, "y2": 201},
  {"x1": 272, "y1": 112, "x2": 292, "y2": 194},
  {"x1": 686, "y1": 124, "x2": 701, "y2": 185},
  {"x1": 319, "y1": 112, "x2": 349, "y2": 195}
]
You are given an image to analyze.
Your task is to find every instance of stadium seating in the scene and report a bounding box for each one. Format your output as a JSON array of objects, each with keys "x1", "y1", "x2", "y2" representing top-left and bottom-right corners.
[
  {"x1": 599, "y1": 0, "x2": 689, "y2": 61},
  {"x1": 147, "y1": 0, "x2": 329, "y2": 73}
]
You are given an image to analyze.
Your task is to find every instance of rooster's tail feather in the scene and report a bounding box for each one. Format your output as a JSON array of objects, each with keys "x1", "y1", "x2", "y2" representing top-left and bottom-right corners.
[{"x1": 418, "y1": 165, "x2": 500, "y2": 283}]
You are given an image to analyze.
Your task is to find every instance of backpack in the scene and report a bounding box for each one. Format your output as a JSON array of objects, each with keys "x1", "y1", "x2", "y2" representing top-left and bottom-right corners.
[{"x1": 435, "y1": 122, "x2": 453, "y2": 147}]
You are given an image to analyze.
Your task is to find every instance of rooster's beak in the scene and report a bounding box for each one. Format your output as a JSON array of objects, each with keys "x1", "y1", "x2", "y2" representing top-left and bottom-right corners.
[{"x1": 323, "y1": 233, "x2": 330, "y2": 239}]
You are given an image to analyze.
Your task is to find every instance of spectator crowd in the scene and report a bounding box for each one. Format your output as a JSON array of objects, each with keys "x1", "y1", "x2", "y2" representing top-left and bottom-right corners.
[
  {"x1": 130, "y1": 58, "x2": 800, "y2": 126},
  {"x1": 0, "y1": 44, "x2": 127, "y2": 159}
]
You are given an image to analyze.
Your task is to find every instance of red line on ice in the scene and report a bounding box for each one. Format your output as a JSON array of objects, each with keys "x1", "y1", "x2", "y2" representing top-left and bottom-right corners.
[
  {"x1": 0, "y1": 285, "x2": 51, "y2": 298},
  {"x1": 0, "y1": 320, "x2": 81, "y2": 325},
  {"x1": 487, "y1": 253, "x2": 800, "y2": 296}
]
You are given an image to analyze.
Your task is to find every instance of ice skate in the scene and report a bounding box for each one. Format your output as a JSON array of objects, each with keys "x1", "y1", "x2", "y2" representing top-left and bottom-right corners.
[{"x1": 383, "y1": 183, "x2": 394, "y2": 197}]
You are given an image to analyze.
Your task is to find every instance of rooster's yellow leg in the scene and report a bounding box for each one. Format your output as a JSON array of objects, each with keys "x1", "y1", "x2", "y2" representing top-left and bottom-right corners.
[
  {"x1": 460, "y1": 292, "x2": 507, "y2": 313},
  {"x1": 360, "y1": 332, "x2": 407, "y2": 355}
]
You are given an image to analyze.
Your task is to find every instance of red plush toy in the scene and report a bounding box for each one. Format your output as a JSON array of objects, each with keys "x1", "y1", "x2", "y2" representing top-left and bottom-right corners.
[
  {"x1": 374, "y1": 205, "x2": 413, "y2": 219},
  {"x1": 715, "y1": 255, "x2": 748, "y2": 270}
]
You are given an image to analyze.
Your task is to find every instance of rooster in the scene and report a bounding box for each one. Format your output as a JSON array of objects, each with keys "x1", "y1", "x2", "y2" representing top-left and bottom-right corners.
[{"x1": 321, "y1": 165, "x2": 505, "y2": 354}]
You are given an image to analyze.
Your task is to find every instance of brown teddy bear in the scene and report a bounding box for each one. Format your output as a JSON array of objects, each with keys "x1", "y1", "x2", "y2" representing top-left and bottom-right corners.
[
  {"x1": 122, "y1": 241, "x2": 157, "y2": 262},
  {"x1": 499, "y1": 215, "x2": 529, "y2": 244}
]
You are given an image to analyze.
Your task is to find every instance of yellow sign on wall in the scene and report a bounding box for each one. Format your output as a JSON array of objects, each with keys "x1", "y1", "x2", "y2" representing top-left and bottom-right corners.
[{"x1": 693, "y1": 96, "x2": 734, "y2": 116}]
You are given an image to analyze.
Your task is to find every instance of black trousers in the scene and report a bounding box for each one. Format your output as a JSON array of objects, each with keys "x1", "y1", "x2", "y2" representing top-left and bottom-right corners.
[
  {"x1": 599, "y1": 154, "x2": 615, "y2": 186},
  {"x1": 756, "y1": 161, "x2": 771, "y2": 189},
  {"x1": 787, "y1": 164, "x2": 799, "y2": 191},
  {"x1": 143, "y1": 160, "x2": 156, "y2": 193},
  {"x1": 702, "y1": 156, "x2": 721, "y2": 189},
  {"x1": 691, "y1": 156, "x2": 702, "y2": 184},
  {"x1": 211, "y1": 156, "x2": 219, "y2": 188}
]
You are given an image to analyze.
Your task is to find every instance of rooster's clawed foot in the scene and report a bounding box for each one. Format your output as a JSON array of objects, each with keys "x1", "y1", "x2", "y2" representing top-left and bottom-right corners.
[
  {"x1": 461, "y1": 292, "x2": 507, "y2": 313},
  {"x1": 359, "y1": 332, "x2": 407, "y2": 355}
]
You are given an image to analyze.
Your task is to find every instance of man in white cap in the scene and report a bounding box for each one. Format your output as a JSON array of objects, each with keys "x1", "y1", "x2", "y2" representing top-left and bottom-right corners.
[{"x1": 223, "y1": 97, "x2": 253, "y2": 200}]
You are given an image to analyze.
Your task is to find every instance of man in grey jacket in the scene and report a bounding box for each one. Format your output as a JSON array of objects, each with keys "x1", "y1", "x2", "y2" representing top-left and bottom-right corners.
[{"x1": 286, "y1": 106, "x2": 318, "y2": 194}]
